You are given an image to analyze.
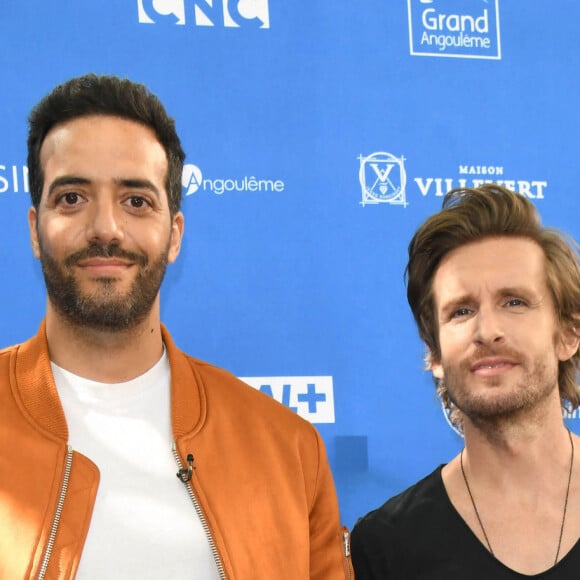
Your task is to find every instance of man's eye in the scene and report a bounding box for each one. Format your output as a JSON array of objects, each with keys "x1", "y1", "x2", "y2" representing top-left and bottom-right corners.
[
  {"x1": 129, "y1": 196, "x2": 148, "y2": 208},
  {"x1": 452, "y1": 308, "x2": 471, "y2": 318},
  {"x1": 62, "y1": 192, "x2": 79, "y2": 205},
  {"x1": 506, "y1": 298, "x2": 525, "y2": 307}
]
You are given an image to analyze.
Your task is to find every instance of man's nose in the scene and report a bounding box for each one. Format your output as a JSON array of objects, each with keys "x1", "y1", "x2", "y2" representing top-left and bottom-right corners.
[
  {"x1": 86, "y1": 197, "x2": 124, "y2": 244},
  {"x1": 474, "y1": 307, "x2": 505, "y2": 346}
]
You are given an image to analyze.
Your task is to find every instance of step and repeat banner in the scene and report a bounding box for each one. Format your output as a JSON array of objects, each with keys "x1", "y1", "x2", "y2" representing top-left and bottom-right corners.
[{"x1": 1, "y1": 1, "x2": 578, "y2": 528}]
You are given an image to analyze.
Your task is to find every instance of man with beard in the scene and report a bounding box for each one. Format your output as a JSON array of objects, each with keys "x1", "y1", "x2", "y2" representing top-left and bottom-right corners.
[
  {"x1": 0, "y1": 74, "x2": 353, "y2": 579},
  {"x1": 351, "y1": 185, "x2": 580, "y2": 579}
]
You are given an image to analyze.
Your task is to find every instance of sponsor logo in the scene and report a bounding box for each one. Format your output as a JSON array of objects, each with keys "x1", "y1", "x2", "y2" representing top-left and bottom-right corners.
[
  {"x1": 0, "y1": 164, "x2": 29, "y2": 194},
  {"x1": 182, "y1": 163, "x2": 285, "y2": 196},
  {"x1": 240, "y1": 376, "x2": 335, "y2": 424},
  {"x1": 358, "y1": 152, "x2": 407, "y2": 207},
  {"x1": 407, "y1": 0, "x2": 501, "y2": 60},
  {"x1": 358, "y1": 154, "x2": 549, "y2": 207},
  {"x1": 137, "y1": 0, "x2": 270, "y2": 28}
]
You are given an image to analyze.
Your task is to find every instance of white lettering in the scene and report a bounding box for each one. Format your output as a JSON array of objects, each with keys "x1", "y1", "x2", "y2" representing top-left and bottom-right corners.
[
  {"x1": 531, "y1": 181, "x2": 547, "y2": 199},
  {"x1": 0, "y1": 165, "x2": 30, "y2": 194},
  {"x1": 458, "y1": 165, "x2": 504, "y2": 176},
  {"x1": 420, "y1": 31, "x2": 490, "y2": 52},
  {"x1": 421, "y1": 8, "x2": 488, "y2": 33},
  {"x1": 414, "y1": 177, "x2": 433, "y2": 196},
  {"x1": 0, "y1": 165, "x2": 8, "y2": 193}
]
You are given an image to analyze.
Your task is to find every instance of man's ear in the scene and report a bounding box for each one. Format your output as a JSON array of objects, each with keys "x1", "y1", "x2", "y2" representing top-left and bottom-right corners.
[
  {"x1": 28, "y1": 206, "x2": 40, "y2": 259},
  {"x1": 428, "y1": 351, "x2": 444, "y2": 380},
  {"x1": 167, "y1": 211, "x2": 184, "y2": 264},
  {"x1": 557, "y1": 320, "x2": 580, "y2": 362}
]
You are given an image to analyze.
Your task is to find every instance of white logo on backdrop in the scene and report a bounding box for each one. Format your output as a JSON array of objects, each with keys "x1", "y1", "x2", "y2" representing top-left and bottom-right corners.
[
  {"x1": 357, "y1": 155, "x2": 549, "y2": 207},
  {"x1": 0, "y1": 164, "x2": 29, "y2": 194},
  {"x1": 182, "y1": 164, "x2": 203, "y2": 195},
  {"x1": 358, "y1": 152, "x2": 407, "y2": 207},
  {"x1": 182, "y1": 163, "x2": 285, "y2": 197},
  {"x1": 137, "y1": 0, "x2": 270, "y2": 28},
  {"x1": 407, "y1": 0, "x2": 501, "y2": 60},
  {"x1": 240, "y1": 376, "x2": 336, "y2": 424}
]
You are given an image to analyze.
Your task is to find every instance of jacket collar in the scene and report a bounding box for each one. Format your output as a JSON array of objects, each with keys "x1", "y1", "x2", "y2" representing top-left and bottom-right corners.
[
  {"x1": 162, "y1": 325, "x2": 205, "y2": 439},
  {"x1": 13, "y1": 320, "x2": 204, "y2": 442}
]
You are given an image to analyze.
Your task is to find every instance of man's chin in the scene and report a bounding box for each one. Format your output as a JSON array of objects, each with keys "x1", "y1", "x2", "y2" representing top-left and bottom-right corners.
[{"x1": 60, "y1": 307, "x2": 147, "y2": 332}]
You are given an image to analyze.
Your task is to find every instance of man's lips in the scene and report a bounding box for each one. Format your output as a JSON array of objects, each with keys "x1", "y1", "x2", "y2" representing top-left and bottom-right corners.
[
  {"x1": 76, "y1": 257, "x2": 133, "y2": 274},
  {"x1": 471, "y1": 357, "x2": 518, "y2": 376}
]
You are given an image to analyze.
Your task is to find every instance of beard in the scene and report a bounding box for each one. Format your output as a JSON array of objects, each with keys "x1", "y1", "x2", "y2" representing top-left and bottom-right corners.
[
  {"x1": 442, "y1": 345, "x2": 559, "y2": 424},
  {"x1": 38, "y1": 239, "x2": 170, "y2": 332}
]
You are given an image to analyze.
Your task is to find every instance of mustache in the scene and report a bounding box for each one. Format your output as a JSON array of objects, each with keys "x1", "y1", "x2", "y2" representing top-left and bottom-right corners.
[
  {"x1": 463, "y1": 345, "x2": 524, "y2": 369},
  {"x1": 64, "y1": 243, "x2": 148, "y2": 268}
]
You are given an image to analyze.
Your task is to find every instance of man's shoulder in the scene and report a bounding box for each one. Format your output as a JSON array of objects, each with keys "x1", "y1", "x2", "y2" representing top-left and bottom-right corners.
[
  {"x1": 178, "y1": 350, "x2": 317, "y2": 433},
  {"x1": 0, "y1": 341, "x2": 21, "y2": 356},
  {"x1": 0, "y1": 340, "x2": 24, "y2": 364},
  {"x1": 353, "y1": 465, "x2": 446, "y2": 538}
]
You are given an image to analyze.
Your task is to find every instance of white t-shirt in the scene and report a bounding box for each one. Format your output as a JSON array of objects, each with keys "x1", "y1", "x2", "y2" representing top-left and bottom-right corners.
[{"x1": 52, "y1": 351, "x2": 220, "y2": 579}]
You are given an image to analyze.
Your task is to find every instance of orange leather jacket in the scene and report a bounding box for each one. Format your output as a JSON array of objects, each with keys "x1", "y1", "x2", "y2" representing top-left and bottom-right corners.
[{"x1": 0, "y1": 322, "x2": 353, "y2": 579}]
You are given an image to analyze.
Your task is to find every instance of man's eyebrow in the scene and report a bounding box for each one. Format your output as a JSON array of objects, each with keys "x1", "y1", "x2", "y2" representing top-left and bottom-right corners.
[
  {"x1": 47, "y1": 176, "x2": 91, "y2": 197},
  {"x1": 438, "y1": 294, "x2": 474, "y2": 316},
  {"x1": 115, "y1": 178, "x2": 161, "y2": 198},
  {"x1": 497, "y1": 286, "x2": 531, "y2": 297}
]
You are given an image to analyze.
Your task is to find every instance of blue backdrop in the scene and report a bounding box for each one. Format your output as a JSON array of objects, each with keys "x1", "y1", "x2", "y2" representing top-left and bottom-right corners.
[{"x1": 1, "y1": 1, "x2": 579, "y2": 528}]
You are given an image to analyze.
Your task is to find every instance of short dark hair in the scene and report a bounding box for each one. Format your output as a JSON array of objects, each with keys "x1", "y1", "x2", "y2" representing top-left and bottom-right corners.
[
  {"x1": 406, "y1": 184, "x2": 580, "y2": 426},
  {"x1": 27, "y1": 73, "x2": 185, "y2": 216}
]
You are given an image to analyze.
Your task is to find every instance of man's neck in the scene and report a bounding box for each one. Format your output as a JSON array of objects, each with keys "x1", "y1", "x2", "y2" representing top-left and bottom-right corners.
[
  {"x1": 461, "y1": 396, "x2": 570, "y2": 481},
  {"x1": 45, "y1": 305, "x2": 165, "y2": 383},
  {"x1": 441, "y1": 395, "x2": 580, "y2": 575}
]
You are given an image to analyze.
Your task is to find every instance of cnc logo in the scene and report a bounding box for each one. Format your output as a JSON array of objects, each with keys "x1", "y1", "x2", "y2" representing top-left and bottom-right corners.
[
  {"x1": 358, "y1": 152, "x2": 407, "y2": 207},
  {"x1": 137, "y1": 0, "x2": 270, "y2": 28},
  {"x1": 182, "y1": 163, "x2": 285, "y2": 196},
  {"x1": 240, "y1": 376, "x2": 335, "y2": 424},
  {"x1": 407, "y1": 0, "x2": 501, "y2": 60}
]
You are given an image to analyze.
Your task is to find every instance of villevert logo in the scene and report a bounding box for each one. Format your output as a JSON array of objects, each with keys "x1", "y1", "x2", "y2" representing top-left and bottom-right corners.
[{"x1": 358, "y1": 152, "x2": 407, "y2": 207}]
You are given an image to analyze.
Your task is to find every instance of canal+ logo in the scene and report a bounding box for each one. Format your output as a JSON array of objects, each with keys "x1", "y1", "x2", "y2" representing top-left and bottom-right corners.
[
  {"x1": 407, "y1": 0, "x2": 501, "y2": 60},
  {"x1": 137, "y1": 0, "x2": 270, "y2": 28},
  {"x1": 240, "y1": 376, "x2": 335, "y2": 424}
]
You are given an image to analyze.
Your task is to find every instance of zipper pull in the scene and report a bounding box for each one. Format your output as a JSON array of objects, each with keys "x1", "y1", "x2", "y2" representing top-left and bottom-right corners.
[
  {"x1": 176, "y1": 453, "x2": 194, "y2": 483},
  {"x1": 343, "y1": 528, "x2": 351, "y2": 558}
]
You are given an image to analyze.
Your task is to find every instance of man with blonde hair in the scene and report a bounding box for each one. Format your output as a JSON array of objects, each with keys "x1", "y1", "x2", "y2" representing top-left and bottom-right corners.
[{"x1": 352, "y1": 184, "x2": 580, "y2": 578}]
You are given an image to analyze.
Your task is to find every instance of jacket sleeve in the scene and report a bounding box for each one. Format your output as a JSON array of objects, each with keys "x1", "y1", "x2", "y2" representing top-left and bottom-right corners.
[{"x1": 308, "y1": 429, "x2": 354, "y2": 579}]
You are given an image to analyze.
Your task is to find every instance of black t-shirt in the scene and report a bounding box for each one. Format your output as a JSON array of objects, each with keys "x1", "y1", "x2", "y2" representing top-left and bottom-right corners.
[{"x1": 351, "y1": 465, "x2": 580, "y2": 579}]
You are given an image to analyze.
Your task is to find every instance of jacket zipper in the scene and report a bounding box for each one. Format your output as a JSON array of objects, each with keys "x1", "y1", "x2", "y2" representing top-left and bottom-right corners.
[
  {"x1": 172, "y1": 443, "x2": 227, "y2": 580},
  {"x1": 37, "y1": 444, "x2": 73, "y2": 580},
  {"x1": 343, "y1": 527, "x2": 353, "y2": 580}
]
